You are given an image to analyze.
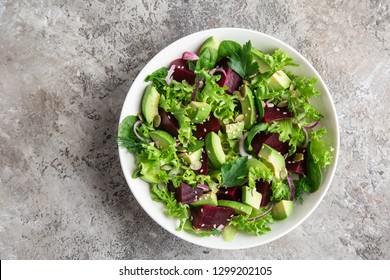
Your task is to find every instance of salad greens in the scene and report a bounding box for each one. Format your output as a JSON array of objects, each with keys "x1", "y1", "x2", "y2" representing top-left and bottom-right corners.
[{"x1": 118, "y1": 36, "x2": 334, "y2": 241}]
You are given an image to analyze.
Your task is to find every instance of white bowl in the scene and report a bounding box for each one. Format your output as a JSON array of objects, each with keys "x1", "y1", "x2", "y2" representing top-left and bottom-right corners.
[{"x1": 118, "y1": 28, "x2": 339, "y2": 249}]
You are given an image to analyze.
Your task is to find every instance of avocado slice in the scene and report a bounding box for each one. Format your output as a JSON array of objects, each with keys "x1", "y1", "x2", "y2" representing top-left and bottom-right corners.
[
  {"x1": 224, "y1": 121, "x2": 245, "y2": 139},
  {"x1": 178, "y1": 148, "x2": 202, "y2": 165},
  {"x1": 190, "y1": 192, "x2": 218, "y2": 207},
  {"x1": 187, "y1": 101, "x2": 211, "y2": 124},
  {"x1": 267, "y1": 70, "x2": 291, "y2": 91},
  {"x1": 251, "y1": 49, "x2": 272, "y2": 74},
  {"x1": 218, "y1": 200, "x2": 253, "y2": 216},
  {"x1": 199, "y1": 36, "x2": 220, "y2": 54},
  {"x1": 271, "y1": 200, "x2": 294, "y2": 220},
  {"x1": 222, "y1": 224, "x2": 238, "y2": 242},
  {"x1": 242, "y1": 186, "x2": 262, "y2": 210},
  {"x1": 149, "y1": 130, "x2": 175, "y2": 150},
  {"x1": 258, "y1": 144, "x2": 287, "y2": 180},
  {"x1": 141, "y1": 85, "x2": 160, "y2": 124},
  {"x1": 235, "y1": 84, "x2": 257, "y2": 129},
  {"x1": 205, "y1": 132, "x2": 226, "y2": 168}
]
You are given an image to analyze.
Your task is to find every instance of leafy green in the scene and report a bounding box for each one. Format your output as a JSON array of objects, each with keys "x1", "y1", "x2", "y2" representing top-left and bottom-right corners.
[
  {"x1": 245, "y1": 123, "x2": 268, "y2": 151},
  {"x1": 230, "y1": 212, "x2": 273, "y2": 236},
  {"x1": 151, "y1": 184, "x2": 189, "y2": 230},
  {"x1": 247, "y1": 159, "x2": 273, "y2": 188},
  {"x1": 183, "y1": 220, "x2": 221, "y2": 237},
  {"x1": 145, "y1": 67, "x2": 168, "y2": 90},
  {"x1": 271, "y1": 180, "x2": 290, "y2": 201},
  {"x1": 218, "y1": 40, "x2": 242, "y2": 59},
  {"x1": 117, "y1": 115, "x2": 144, "y2": 153},
  {"x1": 197, "y1": 69, "x2": 238, "y2": 122},
  {"x1": 309, "y1": 128, "x2": 334, "y2": 168},
  {"x1": 294, "y1": 176, "x2": 312, "y2": 203},
  {"x1": 252, "y1": 49, "x2": 298, "y2": 72},
  {"x1": 228, "y1": 41, "x2": 259, "y2": 80},
  {"x1": 196, "y1": 47, "x2": 218, "y2": 71},
  {"x1": 266, "y1": 119, "x2": 305, "y2": 154},
  {"x1": 221, "y1": 156, "x2": 248, "y2": 187}
]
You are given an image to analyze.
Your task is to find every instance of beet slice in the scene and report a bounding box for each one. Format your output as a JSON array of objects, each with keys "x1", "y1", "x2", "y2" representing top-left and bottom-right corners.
[
  {"x1": 286, "y1": 147, "x2": 307, "y2": 175},
  {"x1": 195, "y1": 151, "x2": 209, "y2": 175},
  {"x1": 216, "y1": 186, "x2": 242, "y2": 202},
  {"x1": 157, "y1": 108, "x2": 179, "y2": 138},
  {"x1": 256, "y1": 180, "x2": 272, "y2": 207},
  {"x1": 251, "y1": 132, "x2": 289, "y2": 156},
  {"x1": 263, "y1": 106, "x2": 294, "y2": 122},
  {"x1": 191, "y1": 205, "x2": 235, "y2": 230},
  {"x1": 215, "y1": 58, "x2": 242, "y2": 94},
  {"x1": 170, "y1": 58, "x2": 196, "y2": 85},
  {"x1": 194, "y1": 114, "x2": 221, "y2": 139},
  {"x1": 174, "y1": 183, "x2": 204, "y2": 204}
]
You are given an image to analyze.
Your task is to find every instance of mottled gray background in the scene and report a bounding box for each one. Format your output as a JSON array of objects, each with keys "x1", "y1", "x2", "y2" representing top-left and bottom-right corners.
[{"x1": 0, "y1": 0, "x2": 389, "y2": 260}]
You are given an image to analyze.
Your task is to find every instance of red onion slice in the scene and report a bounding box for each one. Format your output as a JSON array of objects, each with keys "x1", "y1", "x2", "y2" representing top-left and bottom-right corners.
[
  {"x1": 191, "y1": 76, "x2": 203, "y2": 101},
  {"x1": 196, "y1": 184, "x2": 210, "y2": 192},
  {"x1": 246, "y1": 203, "x2": 274, "y2": 221},
  {"x1": 165, "y1": 64, "x2": 175, "y2": 85},
  {"x1": 287, "y1": 173, "x2": 295, "y2": 201},
  {"x1": 304, "y1": 121, "x2": 319, "y2": 129},
  {"x1": 133, "y1": 120, "x2": 146, "y2": 142},
  {"x1": 182, "y1": 51, "x2": 199, "y2": 61},
  {"x1": 209, "y1": 67, "x2": 227, "y2": 78}
]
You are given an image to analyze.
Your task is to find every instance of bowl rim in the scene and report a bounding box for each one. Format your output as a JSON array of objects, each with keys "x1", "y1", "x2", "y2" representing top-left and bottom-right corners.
[{"x1": 118, "y1": 27, "x2": 340, "y2": 250}]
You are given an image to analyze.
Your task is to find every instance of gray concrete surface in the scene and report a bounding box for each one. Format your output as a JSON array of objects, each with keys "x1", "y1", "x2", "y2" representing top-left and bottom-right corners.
[{"x1": 0, "y1": 0, "x2": 389, "y2": 259}]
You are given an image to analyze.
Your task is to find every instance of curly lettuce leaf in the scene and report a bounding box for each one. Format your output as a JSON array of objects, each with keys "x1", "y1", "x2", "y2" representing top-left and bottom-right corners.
[
  {"x1": 230, "y1": 212, "x2": 273, "y2": 236},
  {"x1": 145, "y1": 67, "x2": 168, "y2": 90},
  {"x1": 271, "y1": 180, "x2": 290, "y2": 201},
  {"x1": 247, "y1": 158, "x2": 273, "y2": 189},
  {"x1": 151, "y1": 184, "x2": 189, "y2": 230},
  {"x1": 309, "y1": 128, "x2": 334, "y2": 168}
]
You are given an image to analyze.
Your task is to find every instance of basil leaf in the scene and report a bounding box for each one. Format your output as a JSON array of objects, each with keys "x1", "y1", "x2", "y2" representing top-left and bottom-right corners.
[{"x1": 218, "y1": 40, "x2": 242, "y2": 59}]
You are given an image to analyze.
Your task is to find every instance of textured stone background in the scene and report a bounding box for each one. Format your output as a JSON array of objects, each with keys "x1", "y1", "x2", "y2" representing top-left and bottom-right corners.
[{"x1": 0, "y1": 0, "x2": 389, "y2": 259}]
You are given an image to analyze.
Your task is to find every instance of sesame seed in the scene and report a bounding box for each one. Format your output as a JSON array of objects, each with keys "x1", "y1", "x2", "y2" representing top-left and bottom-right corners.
[
  {"x1": 227, "y1": 219, "x2": 231, "y2": 222},
  {"x1": 200, "y1": 169, "x2": 204, "y2": 173},
  {"x1": 230, "y1": 214, "x2": 234, "y2": 218},
  {"x1": 276, "y1": 107, "x2": 280, "y2": 111},
  {"x1": 201, "y1": 108, "x2": 205, "y2": 111},
  {"x1": 213, "y1": 224, "x2": 217, "y2": 229},
  {"x1": 167, "y1": 115, "x2": 171, "y2": 119},
  {"x1": 195, "y1": 195, "x2": 198, "y2": 200},
  {"x1": 292, "y1": 161, "x2": 296, "y2": 164},
  {"x1": 201, "y1": 223, "x2": 205, "y2": 227},
  {"x1": 248, "y1": 107, "x2": 251, "y2": 111},
  {"x1": 240, "y1": 207, "x2": 243, "y2": 210},
  {"x1": 282, "y1": 111, "x2": 287, "y2": 115},
  {"x1": 201, "y1": 208, "x2": 204, "y2": 212},
  {"x1": 225, "y1": 191, "x2": 228, "y2": 194},
  {"x1": 190, "y1": 216, "x2": 193, "y2": 221},
  {"x1": 207, "y1": 150, "x2": 211, "y2": 153},
  {"x1": 288, "y1": 161, "x2": 291, "y2": 164},
  {"x1": 203, "y1": 128, "x2": 207, "y2": 132}
]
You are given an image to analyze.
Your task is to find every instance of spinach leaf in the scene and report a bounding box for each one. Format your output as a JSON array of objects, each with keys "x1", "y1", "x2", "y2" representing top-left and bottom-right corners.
[
  {"x1": 307, "y1": 142, "x2": 322, "y2": 192},
  {"x1": 218, "y1": 40, "x2": 242, "y2": 59}
]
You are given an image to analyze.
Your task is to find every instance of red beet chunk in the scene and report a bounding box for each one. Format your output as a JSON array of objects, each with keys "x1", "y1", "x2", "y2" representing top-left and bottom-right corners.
[
  {"x1": 191, "y1": 205, "x2": 235, "y2": 230},
  {"x1": 175, "y1": 183, "x2": 204, "y2": 204},
  {"x1": 195, "y1": 151, "x2": 209, "y2": 175},
  {"x1": 256, "y1": 180, "x2": 272, "y2": 207},
  {"x1": 217, "y1": 186, "x2": 242, "y2": 201},
  {"x1": 251, "y1": 132, "x2": 289, "y2": 156},
  {"x1": 286, "y1": 147, "x2": 307, "y2": 175},
  {"x1": 215, "y1": 59, "x2": 242, "y2": 94},
  {"x1": 263, "y1": 106, "x2": 294, "y2": 122},
  {"x1": 170, "y1": 58, "x2": 196, "y2": 85},
  {"x1": 157, "y1": 108, "x2": 179, "y2": 138},
  {"x1": 194, "y1": 114, "x2": 221, "y2": 139}
]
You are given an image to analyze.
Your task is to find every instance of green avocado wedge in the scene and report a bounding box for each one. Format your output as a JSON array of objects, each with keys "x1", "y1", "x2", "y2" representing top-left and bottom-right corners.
[
  {"x1": 205, "y1": 132, "x2": 226, "y2": 168},
  {"x1": 141, "y1": 85, "x2": 160, "y2": 124}
]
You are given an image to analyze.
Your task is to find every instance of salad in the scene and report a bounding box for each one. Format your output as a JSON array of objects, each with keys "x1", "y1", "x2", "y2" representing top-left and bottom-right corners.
[{"x1": 118, "y1": 36, "x2": 333, "y2": 241}]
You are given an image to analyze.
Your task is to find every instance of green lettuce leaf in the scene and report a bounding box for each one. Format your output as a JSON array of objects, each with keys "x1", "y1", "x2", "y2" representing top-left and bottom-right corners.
[
  {"x1": 151, "y1": 184, "x2": 189, "y2": 230},
  {"x1": 230, "y1": 213, "x2": 273, "y2": 236},
  {"x1": 271, "y1": 180, "x2": 290, "y2": 201},
  {"x1": 221, "y1": 156, "x2": 248, "y2": 187},
  {"x1": 309, "y1": 128, "x2": 334, "y2": 168},
  {"x1": 117, "y1": 115, "x2": 144, "y2": 153}
]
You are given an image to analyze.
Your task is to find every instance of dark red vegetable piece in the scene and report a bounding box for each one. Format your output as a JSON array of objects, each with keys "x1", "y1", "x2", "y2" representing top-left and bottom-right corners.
[
  {"x1": 194, "y1": 114, "x2": 221, "y2": 139},
  {"x1": 170, "y1": 58, "x2": 196, "y2": 85},
  {"x1": 215, "y1": 58, "x2": 242, "y2": 94},
  {"x1": 286, "y1": 147, "x2": 307, "y2": 175},
  {"x1": 256, "y1": 179, "x2": 272, "y2": 207},
  {"x1": 263, "y1": 106, "x2": 294, "y2": 122},
  {"x1": 175, "y1": 182, "x2": 204, "y2": 204},
  {"x1": 191, "y1": 205, "x2": 235, "y2": 230},
  {"x1": 251, "y1": 132, "x2": 289, "y2": 156},
  {"x1": 157, "y1": 108, "x2": 179, "y2": 138},
  {"x1": 216, "y1": 186, "x2": 242, "y2": 202}
]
